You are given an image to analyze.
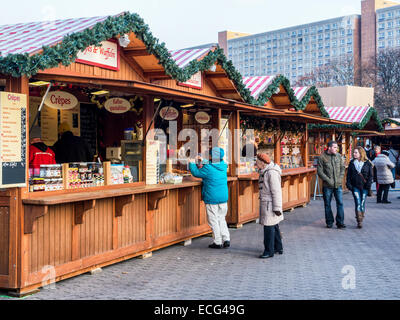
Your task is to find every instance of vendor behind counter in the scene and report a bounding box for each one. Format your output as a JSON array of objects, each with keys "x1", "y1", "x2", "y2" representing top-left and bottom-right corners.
[
  {"x1": 29, "y1": 126, "x2": 56, "y2": 169},
  {"x1": 52, "y1": 122, "x2": 93, "y2": 164}
]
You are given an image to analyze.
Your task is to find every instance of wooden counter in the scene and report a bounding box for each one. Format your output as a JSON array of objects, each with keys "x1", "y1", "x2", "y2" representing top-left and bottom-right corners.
[
  {"x1": 5, "y1": 177, "x2": 238, "y2": 295},
  {"x1": 226, "y1": 167, "x2": 316, "y2": 228}
]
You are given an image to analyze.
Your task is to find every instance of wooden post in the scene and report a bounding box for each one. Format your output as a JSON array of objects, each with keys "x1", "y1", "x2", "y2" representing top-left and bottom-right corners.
[
  {"x1": 103, "y1": 162, "x2": 111, "y2": 186},
  {"x1": 143, "y1": 96, "x2": 155, "y2": 183},
  {"x1": 304, "y1": 125, "x2": 309, "y2": 169}
]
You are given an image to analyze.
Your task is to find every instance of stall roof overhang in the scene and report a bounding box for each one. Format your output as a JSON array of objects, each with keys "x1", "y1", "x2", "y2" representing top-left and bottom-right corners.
[
  {"x1": 242, "y1": 76, "x2": 329, "y2": 118},
  {"x1": 0, "y1": 11, "x2": 330, "y2": 122},
  {"x1": 308, "y1": 106, "x2": 384, "y2": 132}
]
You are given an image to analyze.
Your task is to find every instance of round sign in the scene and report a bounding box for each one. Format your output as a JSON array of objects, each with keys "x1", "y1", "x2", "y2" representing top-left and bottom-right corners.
[
  {"x1": 160, "y1": 107, "x2": 179, "y2": 121},
  {"x1": 45, "y1": 91, "x2": 78, "y2": 110},
  {"x1": 195, "y1": 111, "x2": 210, "y2": 124},
  {"x1": 105, "y1": 98, "x2": 131, "y2": 114}
]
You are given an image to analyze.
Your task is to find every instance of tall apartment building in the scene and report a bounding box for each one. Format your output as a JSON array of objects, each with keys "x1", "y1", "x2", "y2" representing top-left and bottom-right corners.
[
  {"x1": 218, "y1": 0, "x2": 400, "y2": 84},
  {"x1": 220, "y1": 15, "x2": 361, "y2": 84},
  {"x1": 361, "y1": 0, "x2": 400, "y2": 65}
]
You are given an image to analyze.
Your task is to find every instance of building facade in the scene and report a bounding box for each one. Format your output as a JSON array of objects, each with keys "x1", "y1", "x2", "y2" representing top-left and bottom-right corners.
[
  {"x1": 222, "y1": 15, "x2": 361, "y2": 84},
  {"x1": 218, "y1": 0, "x2": 400, "y2": 84}
]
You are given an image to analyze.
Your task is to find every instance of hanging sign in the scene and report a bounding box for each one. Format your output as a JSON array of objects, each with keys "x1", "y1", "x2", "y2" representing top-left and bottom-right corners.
[
  {"x1": 195, "y1": 111, "x2": 210, "y2": 124},
  {"x1": 178, "y1": 72, "x2": 203, "y2": 90},
  {"x1": 0, "y1": 92, "x2": 27, "y2": 188},
  {"x1": 105, "y1": 98, "x2": 131, "y2": 114},
  {"x1": 159, "y1": 107, "x2": 179, "y2": 121},
  {"x1": 44, "y1": 91, "x2": 78, "y2": 110},
  {"x1": 76, "y1": 39, "x2": 120, "y2": 71}
]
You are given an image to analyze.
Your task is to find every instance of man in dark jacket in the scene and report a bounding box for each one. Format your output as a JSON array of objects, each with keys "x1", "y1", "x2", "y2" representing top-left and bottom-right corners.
[
  {"x1": 189, "y1": 147, "x2": 230, "y2": 249},
  {"x1": 317, "y1": 141, "x2": 346, "y2": 229},
  {"x1": 53, "y1": 122, "x2": 92, "y2": 164}
]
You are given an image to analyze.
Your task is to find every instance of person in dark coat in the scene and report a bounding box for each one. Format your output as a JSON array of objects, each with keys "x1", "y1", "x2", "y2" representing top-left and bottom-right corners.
[
  {"x1": 53, "y1": 122, "x2": 92, "y2": 164},
  {"x1": 346, "y1": 146, "x2": 373, "y2": 229}
]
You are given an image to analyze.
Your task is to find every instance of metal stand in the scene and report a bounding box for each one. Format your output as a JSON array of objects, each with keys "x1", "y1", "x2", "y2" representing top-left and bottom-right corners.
[{"x1": 313, "y1": 173, "x2": 323, "y2": 200}]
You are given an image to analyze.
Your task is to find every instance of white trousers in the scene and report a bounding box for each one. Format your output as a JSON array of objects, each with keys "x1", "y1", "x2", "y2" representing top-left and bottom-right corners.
[{"x1": 206, "y1": 203, "x2": 230, "y2": 245}]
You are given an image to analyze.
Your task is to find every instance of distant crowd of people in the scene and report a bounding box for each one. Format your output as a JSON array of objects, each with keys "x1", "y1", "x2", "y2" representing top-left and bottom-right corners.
[{"x1": 189, "y1": 141, "x2": 398, "y2": 260}]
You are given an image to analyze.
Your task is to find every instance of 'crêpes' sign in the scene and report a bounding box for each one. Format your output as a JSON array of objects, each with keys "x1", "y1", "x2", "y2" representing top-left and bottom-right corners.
[
  {"x1": 76, "y1": 40, "x2": 120, "y2": 71},
  {"x1": 195, "y1": 111, "x2": 210, "y2": 124},
  {"x1": 0, "y1": 92, "x2": 27, "y2": 188},
  {"x1": 45, "y1": 91, "x2": 78, "y2": 110},
  {"x1": 159, "y1": 107, "x2": 179, "y2": 121},
  {"x1": 105, "y1": 98, "x2": 131, "y2": 114},
  {"x1": 178, "y1": 72, "x2": 203, "y2": 90}
]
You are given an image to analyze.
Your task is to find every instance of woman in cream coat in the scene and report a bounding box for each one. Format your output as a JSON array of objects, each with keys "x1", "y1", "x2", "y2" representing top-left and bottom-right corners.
[{"x1": 256, "y1": 153, "x2": 284, "y2": 259}]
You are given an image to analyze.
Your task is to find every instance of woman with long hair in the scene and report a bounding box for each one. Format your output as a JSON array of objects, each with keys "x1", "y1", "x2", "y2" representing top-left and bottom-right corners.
[{"x1": 346, "y1": 147, "x2": 373, "y2": 228}]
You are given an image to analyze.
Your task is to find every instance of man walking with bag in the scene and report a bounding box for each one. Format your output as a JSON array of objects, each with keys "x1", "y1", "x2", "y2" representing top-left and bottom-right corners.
[{"x1": 317, "y1": 141, "x2": 346, "y2": 229}]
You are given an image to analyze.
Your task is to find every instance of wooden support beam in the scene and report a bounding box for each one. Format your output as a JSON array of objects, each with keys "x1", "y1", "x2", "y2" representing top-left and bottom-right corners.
[
  {"x1": 115, "y1": 195, "x2": 135, "y2": 217},
  {"x1": 24, "y1": 205, "x2": 49, "y2": 234},
  {"x1": 124, "y1": 49, "x2": 152, "y2": 57},
  {"x1": 148, "y1": 190, "x2": 169, "y2": 211},
  {"x1": 217, "y1": 88, "x2": 238, "y2": 94},
  {"x1": 205, "y1": 73, "x2": 229, "y2": 79},
  {"x1": 178, "y1": 187, "x2": 194, "y2": 206},
  {"x1": 74, "y1": 200, "x2": 96, "y2": 225},
  {"x1": 145, "y1": 71, "x2": 172, "y2": 80}
]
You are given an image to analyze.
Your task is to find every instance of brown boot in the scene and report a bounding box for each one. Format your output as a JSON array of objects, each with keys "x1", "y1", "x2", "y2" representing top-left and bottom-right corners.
[{"x1": 356, "y1": 211, "x2": 363, "y2": 229}]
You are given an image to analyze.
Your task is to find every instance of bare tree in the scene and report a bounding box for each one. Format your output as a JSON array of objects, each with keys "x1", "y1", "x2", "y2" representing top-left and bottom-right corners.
[
  {"x1": 362, "y1": 48, "x2": 400, "y2": 118},
  {"x1": 295, "y1": 54, "x2": 359, "y2": 87}
]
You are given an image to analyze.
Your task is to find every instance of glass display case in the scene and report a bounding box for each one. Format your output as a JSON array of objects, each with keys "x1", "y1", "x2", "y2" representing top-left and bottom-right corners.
[{"x1": 121, "y1": 140, "x2": 143, "y2": 182}]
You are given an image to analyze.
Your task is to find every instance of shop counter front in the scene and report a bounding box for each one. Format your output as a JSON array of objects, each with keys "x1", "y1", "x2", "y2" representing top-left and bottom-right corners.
[
  {"x1": 14, "y1": 177, "x2": 237, "y2": 295},
  {"x1": 227, "y1": 167, "x2": 316, "y2": 228}
]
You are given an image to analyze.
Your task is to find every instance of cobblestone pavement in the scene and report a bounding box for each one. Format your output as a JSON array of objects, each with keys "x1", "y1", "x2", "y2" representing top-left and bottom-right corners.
[{"x1": 2, "y1": 192, "x2": 400, "y2": 300}]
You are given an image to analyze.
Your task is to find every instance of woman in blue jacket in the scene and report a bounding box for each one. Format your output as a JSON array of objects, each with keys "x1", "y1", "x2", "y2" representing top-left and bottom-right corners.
[{"x1": 189, "y1": 147, "x2": 230, "y2": 249}]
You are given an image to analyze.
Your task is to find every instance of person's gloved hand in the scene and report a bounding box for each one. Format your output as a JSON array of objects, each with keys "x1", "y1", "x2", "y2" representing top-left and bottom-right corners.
[{"x1": 274, "y1": 211, "x2": 282, "y2": 216}]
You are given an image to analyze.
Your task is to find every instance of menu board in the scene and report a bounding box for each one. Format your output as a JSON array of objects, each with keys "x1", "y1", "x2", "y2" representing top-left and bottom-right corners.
[
  {"x1": 0, "y1": 92, "x2": 27, "y2": 188},
  {"x1": 60, "y1": 104, "x2": 80, "y2": 137},
  {"x1": 80, "y1": 103, "x2": 98, "y2": 158},
  {"x1": 41, "y1": 105, "x2": 59, "y2": 146},
  {"x1": 146, "y1": 140, "x2": 160, "y2": 185}
]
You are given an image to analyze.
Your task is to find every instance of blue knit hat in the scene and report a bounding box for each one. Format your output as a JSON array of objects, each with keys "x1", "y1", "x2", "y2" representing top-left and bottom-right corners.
[{"x1": 210, "y1": 147, "x2": 225, "y2": 161}]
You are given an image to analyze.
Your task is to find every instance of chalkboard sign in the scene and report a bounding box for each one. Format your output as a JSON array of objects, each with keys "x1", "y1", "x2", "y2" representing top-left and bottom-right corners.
[
  {"x1": 80, "y1": 103, "x2": 98, "y2": 157},
  {"x1": 0, "y1": 92, "x2": 27, "y2": 188}
]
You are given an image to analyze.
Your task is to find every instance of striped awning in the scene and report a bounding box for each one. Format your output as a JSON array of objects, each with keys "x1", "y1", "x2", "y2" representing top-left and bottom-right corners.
[
  {"x1": 0, "y1": 16, "x2": 110, "y2": 57},
  {"x1": 292, "y1": 87, "x2": 309, "y2": 100},
  {"x1": 325, "y1": 106, "x2": 371, "y2": 123},
  {"x1": 169, "y1": 47, "x2": 213, "y2": 68},
  {"x1": 243, "y1": 76, "x2": 277, "y2": 99}
]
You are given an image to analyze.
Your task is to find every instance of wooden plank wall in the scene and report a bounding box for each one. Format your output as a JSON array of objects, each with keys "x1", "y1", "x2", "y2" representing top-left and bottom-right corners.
[
  {"x1": 21, "y1": 185, "x2": 211, "y2": 291},
  {"x1": 39, "y1": 57, "x2": 145, "y2": 82},
  {"x1": 0, "y1": 205, "x2": 9, "y2": 276}
]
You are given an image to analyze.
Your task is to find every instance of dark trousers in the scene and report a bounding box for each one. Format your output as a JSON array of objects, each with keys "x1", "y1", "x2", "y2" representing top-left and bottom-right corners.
[
  {"x1": 323, "y1": 187, "x2": 345, "y2": 226},
  {"x1": 377, "y1": 184, "x2": 390, "y2": 202},
  {"x1": 264, "y1": 225, "x2": 283, "y2": 255}
]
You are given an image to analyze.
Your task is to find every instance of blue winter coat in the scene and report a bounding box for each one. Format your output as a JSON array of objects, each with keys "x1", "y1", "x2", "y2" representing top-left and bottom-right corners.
[{"x1": 189, "y1": 161, "x2": 229, "y2": 205}]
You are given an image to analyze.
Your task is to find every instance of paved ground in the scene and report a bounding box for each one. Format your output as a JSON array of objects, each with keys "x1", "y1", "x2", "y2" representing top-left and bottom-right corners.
[{"x1": 1, "y1": 190, "x2": 400, "y2": 300}]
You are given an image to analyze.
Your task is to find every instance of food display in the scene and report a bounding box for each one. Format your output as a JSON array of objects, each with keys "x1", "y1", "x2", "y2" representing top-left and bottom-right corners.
[
  {"x1": 67, "y1": 162, "x2": 104, "y2": 189},
  {"x1": 29, "y1": 165, "x2": 63, "y2": 192}
]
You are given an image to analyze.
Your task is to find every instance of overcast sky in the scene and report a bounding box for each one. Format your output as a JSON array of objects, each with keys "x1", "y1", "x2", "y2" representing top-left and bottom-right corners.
[{"x1": 0, "y1": 0, "x2": 364, "y2": 50}]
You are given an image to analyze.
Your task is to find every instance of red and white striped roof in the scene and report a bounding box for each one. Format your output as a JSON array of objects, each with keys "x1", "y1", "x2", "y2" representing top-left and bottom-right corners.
[
  {"x1": 169, "y1": 47, "x2": 213, "y2": 68},
  {"x1": 325, "y1": 106, "x2": 371, "y2": 123},
  {"x1": 243, "y1": 76, "x2": 277, "y2": 99},
  {"x1": 292, "y1": 87, "x2": 309, "y2": 100},
  {"x1": 0, "y1": 16, "x2": 110, "y2": 57}
]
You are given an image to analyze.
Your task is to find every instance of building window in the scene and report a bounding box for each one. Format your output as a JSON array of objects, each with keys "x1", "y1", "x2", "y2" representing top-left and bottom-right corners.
[
  {"x1": 379, "y1": 32, "x2": 385, "y2": 40},
  {"x1": 378, "y1": 41, "x2": 384, "y2": 48},
  {"x1": 388, "y1": 31, "x2": 393, "y2": 38},
  {"x1": 378, "y1": 13, "x2": 385, "y2": 21},
  {"x1": 347, "y1": 47, "x2": 353, "y2": 53}
]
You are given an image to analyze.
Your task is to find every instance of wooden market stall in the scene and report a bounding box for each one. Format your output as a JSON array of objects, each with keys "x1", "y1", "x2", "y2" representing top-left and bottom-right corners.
[
  {"x1": 308, "y1": 106, "x2": 384, "y2": 196},
  {"x1": 0, "y1": 12, "x2": 329, "y2": 295},
  {"x1": 224, "y1": 79, "x2": 344, "y2": 228}
]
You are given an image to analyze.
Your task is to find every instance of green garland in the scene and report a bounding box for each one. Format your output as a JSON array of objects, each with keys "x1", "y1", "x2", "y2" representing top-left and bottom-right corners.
[
  {"x1": 309, "y1": 107, "x2": 384, "y2": 132},
  {"x1": 0, "y1": 11, "x2": 327, "y2": 118},
  {"x1": 382, "y1": 118, "x2": 400, "y2": 126},
  {"x1": 292, "y1": 86, "x2": 329, "y2": 118}
]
